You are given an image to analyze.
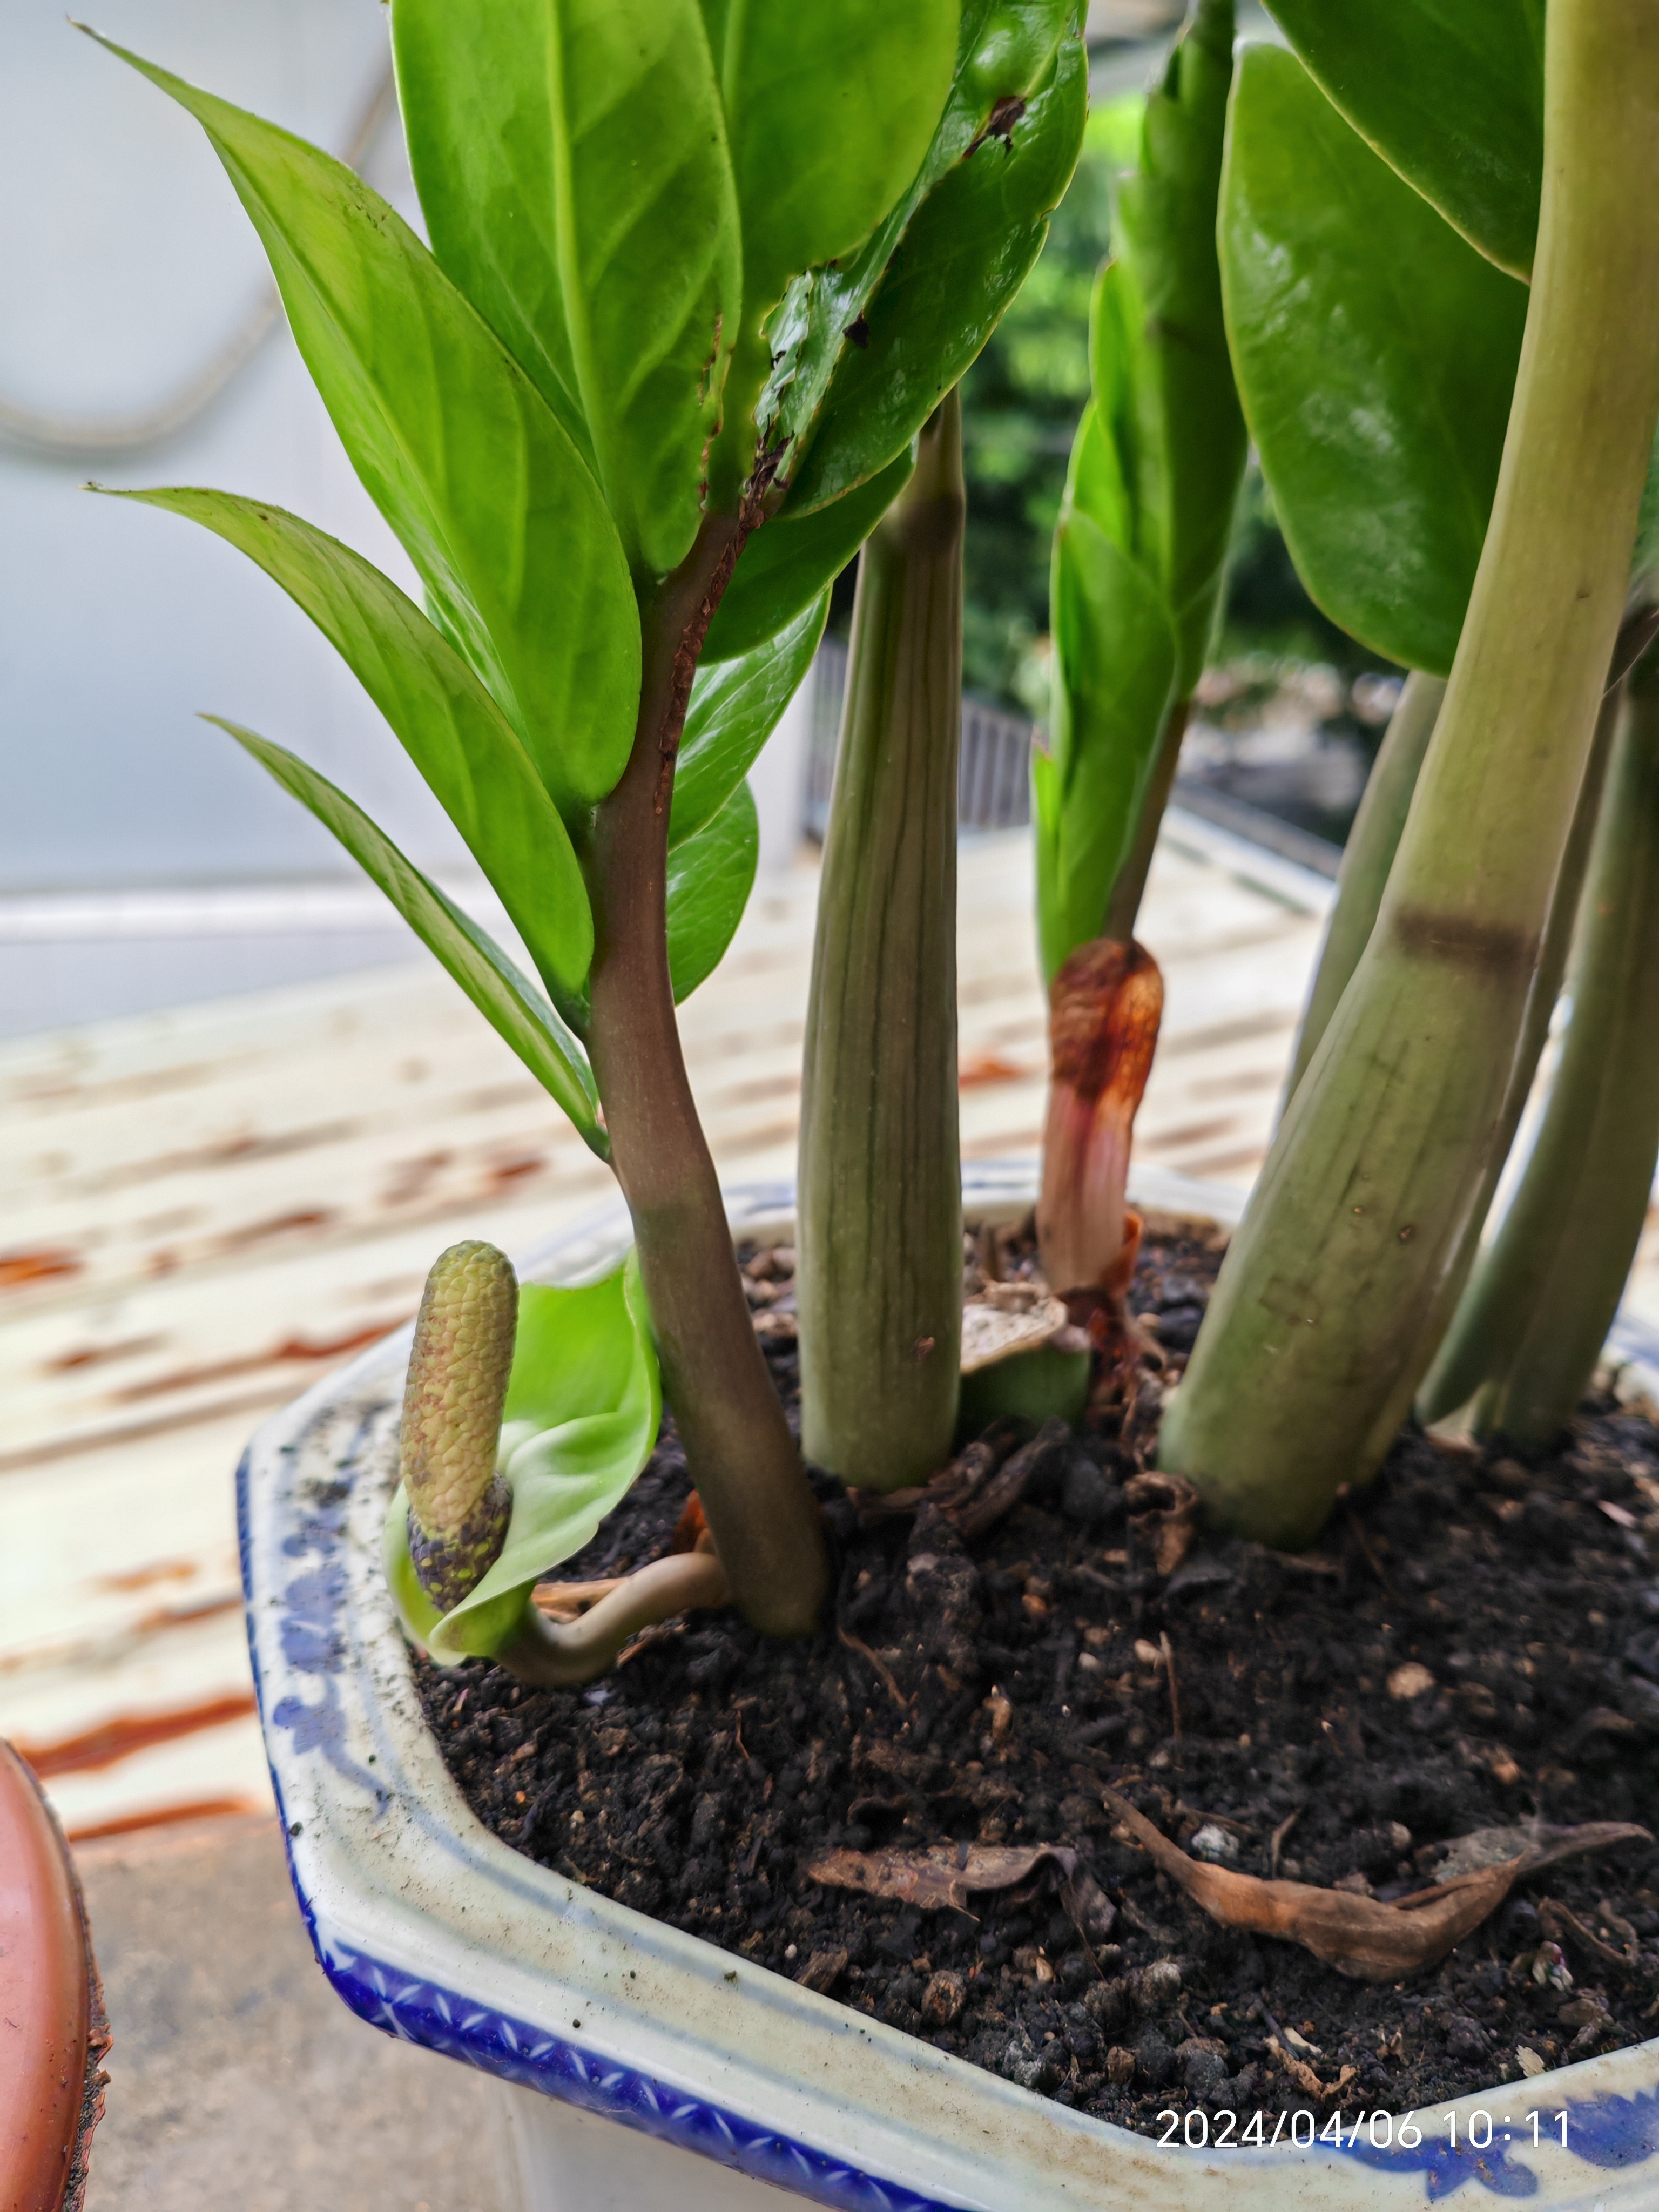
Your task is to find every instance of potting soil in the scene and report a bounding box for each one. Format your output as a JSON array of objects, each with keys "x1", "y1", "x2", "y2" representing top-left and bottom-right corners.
[{"x1": 414, "y1": 1222, "x2": 1659, "y2": 2137}]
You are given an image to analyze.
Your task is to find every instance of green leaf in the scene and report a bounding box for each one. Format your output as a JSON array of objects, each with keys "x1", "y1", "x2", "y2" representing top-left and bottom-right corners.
[
  {"x1": 711, "y1": 0, "x2": 960, "y2": 335},
  {"x1": 1038, "y1": 510, "x2": 1178, "y2": 981},
  {"x1": 119, "y1": 488, "x2": 592, "y2": 1003},
  {"x1": 1219, "y1": 44, "x2": 1529, "y2": 677},
  {"x1": 672, "y1": 591, "x2": 828, "y2": 847},
  {"x1": 392, "y1": 0, "x2": 740, "y2": 578},
  {"x1": 666, "y1": 780, "x2": 758, "y2": 1001},
  {"x1": 784, "y1": 26, "x2": 1086, "y2": 517},
  {"x1": 86, "y1": 32, "x2": 639, "y2": 820},
  {"x1": 1267, "y1": 0, "x2": 1544, "y2": 281},
  {"x1": 210, "y1": 719, "x2": 604, "y2": 1149},
  {"x1": 764, "y1": 0, "x2": 1077, "y2": 490},
  {"x1": 385, "y1": 1252, "x2": 661, "y2": 1661},
  {"x1": 703, "y1": 449, "x2": 913, "y2": 662},
  {"x1": 1108, "y1": 0, "x2": 1246, "y2": 690}
]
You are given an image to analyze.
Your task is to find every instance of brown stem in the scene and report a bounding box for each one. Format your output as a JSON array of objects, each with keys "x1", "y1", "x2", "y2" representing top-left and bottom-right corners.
[
  {"x1": 1037, "y1": 937, "x2": 1163, "y2": 1301},
  {"x1": 584, "y1": 514, "x2": 831, "y2": 1638}
]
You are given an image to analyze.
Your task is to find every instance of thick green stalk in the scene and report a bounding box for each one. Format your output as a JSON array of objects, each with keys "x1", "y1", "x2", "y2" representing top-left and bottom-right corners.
[
  {"x1": 586, "y1": 513, "x2": 830, "y2": 1636},
  {"x1": 1410, "y1": 670, "x2": 1624, "y2": 1426},
  {"x1": 1161, "y1": 0, "x2": 1659, "y2": 1543},
  {"x1": 1284, "y1": 672, "x2": 1445, "y2": 1104},
  {"x1": 795, "y1": 393, "x2": 965, "y2": 1492},
  {"x1": 1421, "y1": 667, "x2": 1659, "y2": 1446}
]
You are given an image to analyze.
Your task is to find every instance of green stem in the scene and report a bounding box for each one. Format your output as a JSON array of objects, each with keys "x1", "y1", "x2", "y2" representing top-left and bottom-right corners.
[
  {"x1": 1104, "y1": 699, "x2": 1189, "y2": 942},
  {"x1": 585, "y1": 513, "x2": 830, "y2": 1636},
  {"x1": 1283, "y1": 672, "x2": 1445, "y2": 1105},
  {"x1": 1160, "y1": 0, "x2": 1659, "y2": 1544},
  {"x1": 1411, "y1": 667, "x2": 1624, "y2": 1426},
  {"x1": 1421, "y1": 664, "x2": 1659, "y2": 1446},
  {"x1": 795, "y1": 392, "x2": 966, "y2": 1491}
]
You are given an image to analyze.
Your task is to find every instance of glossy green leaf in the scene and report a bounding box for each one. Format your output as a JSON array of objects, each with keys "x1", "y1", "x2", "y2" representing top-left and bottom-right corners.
[
  {"x1": 702, "y1": 0, "x2": 961, "y2": 504},
  {"x1": 210, "y1": 719, "x2": 603, "y2": 1149},
  {"x1": 392, "y1": 0, "x2": 739, "y2": 578},
  {"x1": 764, "y1": 0, "x2": 1077, "y2": 488},
  {"x1": 120, "y1": 488, "x2": 592, "y2": 1002},
  {"x1": 87, "y1": 33, "x2": 639, "y2": 819},
  {"x1": 385, "y1": 1252, "x2": 661, "y2": 1661},
  {"x1": 703, "y1": 450, "x2": 913, "y2": 662},
  {"x1": 1108, "y1": 0, "x2": 1246, "y2": 690},
  {"x1": 785, "y1": 28, "x2": 1086, "y2": 517},
  {"x1": 711, "y1": 0, "x2": 960, "y2": 335},
  {"x1": 1219, "y1": 44, "x2": 1529, "y2": 677},
  {"x1": 672, "y1": 592, "x2": 828, "y2": 848},
  {"x1": 666, "y1": 780, "x2": 758, "y2": 1002},
  {"x1": 1037, "y1": 511, "x2": 1178, "y2": 980},
  {"x1": 1267, "y1": 0, "x2": 1543, "y2": 280}
]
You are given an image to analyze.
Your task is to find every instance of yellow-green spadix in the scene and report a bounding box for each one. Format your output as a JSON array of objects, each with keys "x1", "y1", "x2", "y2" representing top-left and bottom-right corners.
[{"x1": 401, "y1": 1239, "x2": 517, "y2": 1609}]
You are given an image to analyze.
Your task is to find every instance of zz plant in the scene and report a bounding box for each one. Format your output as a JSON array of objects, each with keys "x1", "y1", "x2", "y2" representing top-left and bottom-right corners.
[
  {"x1": 1159, "y1": 0, "x2": 1659, "y2": 1540},
  {"x1": 1034, "y1": 0, "x2": 1244, "y2": 1332},
  {"x1": 90, "y1": 2, "x2": 1086, "y2": 1671}
]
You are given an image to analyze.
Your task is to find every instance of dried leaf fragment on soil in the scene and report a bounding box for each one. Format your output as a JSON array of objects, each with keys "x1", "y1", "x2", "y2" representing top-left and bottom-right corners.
[
  {"x1": 1101, "y1": 1788, "x2": 1649, "y2": 1982},
  {"x1": 804, "y1": 1839, "x2": 1114, "y2": 1940}
]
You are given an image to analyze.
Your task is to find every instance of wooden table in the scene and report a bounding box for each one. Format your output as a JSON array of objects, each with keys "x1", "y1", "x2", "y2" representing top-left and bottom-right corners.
[{"x1": 2, "y1": 814, "x2": 1338, "y2": 1836}]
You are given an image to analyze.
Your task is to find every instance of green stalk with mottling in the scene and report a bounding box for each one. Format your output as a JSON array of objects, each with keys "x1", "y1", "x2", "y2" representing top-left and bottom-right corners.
[
  {"x1": 1284, "y1": 672, "x2": 1445, "y2": 1106},
  {"x1": 795, "y1": 392, "x2": 965, "y2": 1491},
  {"x1": 1161, "y1": 0, "x2": 1659, "y2": 1544},
  {"x1": 1421, "y1": 658, "x2": 1659, "y2": 1445},
  {"x1": 1408, "y1": 669, "x2": 1624, "y2": 1429}
]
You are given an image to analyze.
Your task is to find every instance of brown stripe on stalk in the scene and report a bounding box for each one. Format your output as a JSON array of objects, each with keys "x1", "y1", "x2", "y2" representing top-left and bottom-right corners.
[{"x1": 1037, "y1": 939, "x2": 1163, "y2": 1305}]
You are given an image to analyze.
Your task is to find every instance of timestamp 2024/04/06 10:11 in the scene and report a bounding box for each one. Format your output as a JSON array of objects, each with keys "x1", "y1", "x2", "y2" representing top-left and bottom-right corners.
[{"x1": 1154, "y1": 2107, "x2": 1574, "y2": 2151}]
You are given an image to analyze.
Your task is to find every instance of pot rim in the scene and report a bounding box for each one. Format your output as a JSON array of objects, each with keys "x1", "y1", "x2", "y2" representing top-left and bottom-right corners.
[{"x1": 240, "y1": 1161, "x2": 1659, "y2": 2211}]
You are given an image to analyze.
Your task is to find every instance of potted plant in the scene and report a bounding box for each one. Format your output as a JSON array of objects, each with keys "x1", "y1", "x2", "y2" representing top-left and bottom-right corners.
[{"x1": 93, "y1": 0, "x2": 1659, "y2": 2198}]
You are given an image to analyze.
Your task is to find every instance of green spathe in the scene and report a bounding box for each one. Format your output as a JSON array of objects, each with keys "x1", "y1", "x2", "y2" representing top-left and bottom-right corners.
[
  {"x1": 385, "y1": 1255, "x2": 662, "y2": 1663},
  {"x1": 796, "y1": 393, "x2": 966, "y2": 1491}
]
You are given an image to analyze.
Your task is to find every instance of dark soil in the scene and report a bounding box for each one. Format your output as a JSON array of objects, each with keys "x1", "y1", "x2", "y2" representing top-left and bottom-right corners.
[{"x1": 414, "y1": 1220, "x2": 1659, "y2": 2136}]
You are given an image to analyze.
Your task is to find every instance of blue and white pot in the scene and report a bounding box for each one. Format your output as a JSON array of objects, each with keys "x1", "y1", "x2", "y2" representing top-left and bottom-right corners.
[{"x1": 241, "y1": 1166, "x2": 1659, "y2": 2211}]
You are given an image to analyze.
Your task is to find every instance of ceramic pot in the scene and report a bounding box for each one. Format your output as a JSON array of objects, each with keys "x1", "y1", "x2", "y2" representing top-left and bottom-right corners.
[
  {"x1": 0, "y1": 1737, "x2": 108, "y2": 2212},
  {"x1": 241, "y1": 1165, "x2": 1659, "y2": 2211}
]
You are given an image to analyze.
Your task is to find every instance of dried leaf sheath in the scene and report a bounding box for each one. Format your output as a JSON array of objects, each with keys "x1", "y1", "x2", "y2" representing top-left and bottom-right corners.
[
  {"x1": 1037, "y1": 938, "x2": 1163, "y2": 1300},
  {"x1": 1102, "y1": 1788, "x2": 1648, "y2": 1982}
]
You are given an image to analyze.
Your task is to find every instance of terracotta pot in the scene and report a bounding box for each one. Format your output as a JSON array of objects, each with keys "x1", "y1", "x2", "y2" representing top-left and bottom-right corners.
[
  {"x1": 241, "y1": 1165, "x2": 1659, "y2": 2210},
  {"x1": 0, "y1": 1738, "x2": 108, "y2": 2212}
]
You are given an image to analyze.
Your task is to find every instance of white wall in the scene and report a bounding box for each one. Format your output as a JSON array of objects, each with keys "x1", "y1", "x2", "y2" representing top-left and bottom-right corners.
[{"x1": 0, "y1": 0, "x2": 470, "y2": 892}]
